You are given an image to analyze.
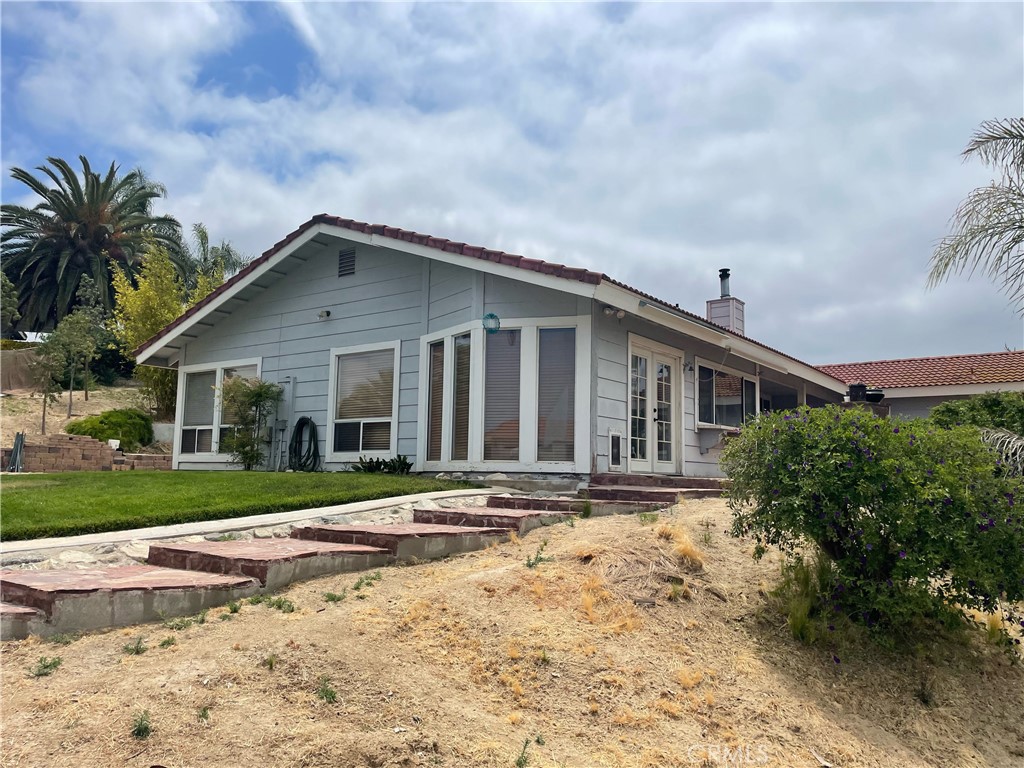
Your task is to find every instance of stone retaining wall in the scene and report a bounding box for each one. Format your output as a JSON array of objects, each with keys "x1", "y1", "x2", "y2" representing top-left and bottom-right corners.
[{"x1": 1, "y1": 434, "x2": 171, "y2": 472}]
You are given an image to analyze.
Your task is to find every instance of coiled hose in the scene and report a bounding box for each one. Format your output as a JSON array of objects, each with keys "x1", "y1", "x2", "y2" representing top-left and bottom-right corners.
[{"x1": 288, "y1": 417, "x2": 321, "y2": 472}]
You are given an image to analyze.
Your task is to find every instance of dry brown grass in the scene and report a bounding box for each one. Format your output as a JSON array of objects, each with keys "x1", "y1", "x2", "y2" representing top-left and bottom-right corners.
[{"x1": 2, "y1": 500, "x2": 1023, "y2": 768}]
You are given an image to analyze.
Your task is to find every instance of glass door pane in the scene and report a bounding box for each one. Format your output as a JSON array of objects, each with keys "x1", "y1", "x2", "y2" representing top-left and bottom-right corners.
[
  {"x1": 655, "y1": 360, "x2": 672, "y2": 463},
  {"x1": 630, "y1": 354, "x2": 648, "y2": 462}
]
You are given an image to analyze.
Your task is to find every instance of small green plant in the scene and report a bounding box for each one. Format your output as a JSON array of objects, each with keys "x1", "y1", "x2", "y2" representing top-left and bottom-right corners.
[
  {"x1": 215, "y1": 533, "x2": 241, "y2": 542},
  {"x1": 48, "y1": 633, "x2": 79, "y2": 646},
  {"x1": 248, "y1": 595, "x2": 268, "y2": 606},
  {"x1": 565, "y1": 516, "x2": 576, "y2": 528},
  {"x1": 535, "y1": 734, "x2": 545, "y2": 746},
  {"x1": 29, "y1": 656, "x2": 62, "y2": 677},
  {"x1": 698, "y1": 517, "x2": 713, "y2": 546},
  {"x1": 162, "y1": 615, "x2": 194, "y2": 631},
  {"x1": 353, "y1": 571, "x2": 383, "y2": 591},
  {"x1": 227, "y1": 600, "x2": 241, "y2": 614},
  {"x1": 579, "y1": 495, "x2": 593, "y2": 519},
  {"x1": 219, "y1": 613, "x2": 233, "y2": 621},
  {"x1": 637, "y1": 512, "x2": 659, "y2": 526},
  {"x1": 197, "y1": 706, "x2": 211, "y2": 722},
  {"x1": 131, "y1": 710, "x2": 152, "y2": 740},
  {"x1": 324, "y1": 590, "x2": 347, "y2": 603},
  {"x1": 515, "y1": 739, "x2": 531, "y2": 768},
  {"x1": 351, "y1": 455, "x2": 413, "y2": 474},
  {"x1": 269, "y1": 597, "x2": 295, "y2": 613},
  {"x1": 316, "y1": 676, "x2": 338, "y2": 703},
  {"x1": 525, "y1": 541, "x2": 552, "y2": 569},
  {"x1": 536, "y1": 649, "x2": 550, "y2": 666},
  {"x1": 261, "y1": 654, "x2": 279, "y2": 671},
  {"x1": 219, "y1": 376, "x2": 284, "y2": 471},
  {"x1": 196, "y1": 609, "x2": 209, "y2": 625},
  {"x1": 122, "y1": 637, "x2": 147, "y2": 655},
  {"x1": 159, "y1": 636, "x2": 176, "y2": 648},
  {"x1": 668, "y1": 582, "x2": 691, "y2": 602}
]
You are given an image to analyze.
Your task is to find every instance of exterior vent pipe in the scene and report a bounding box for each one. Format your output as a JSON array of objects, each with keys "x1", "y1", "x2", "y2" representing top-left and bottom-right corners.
[{"x1": 719, "y1": 268, "x2": 731, "y2": 298}]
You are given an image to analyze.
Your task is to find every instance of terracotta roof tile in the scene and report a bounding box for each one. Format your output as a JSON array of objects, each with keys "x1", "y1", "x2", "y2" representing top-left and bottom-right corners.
[
  {"x1": 133, "y1": 213, "x2": 844, "y2": 386},
  {"x1": 817, "y1": 351, "x2": 1024, "y2": 388}
]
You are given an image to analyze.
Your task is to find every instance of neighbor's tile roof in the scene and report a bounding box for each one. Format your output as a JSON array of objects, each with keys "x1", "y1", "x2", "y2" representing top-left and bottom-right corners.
[{"x1": 817, "y1": 350, "x2": 1024, "y2": 389}]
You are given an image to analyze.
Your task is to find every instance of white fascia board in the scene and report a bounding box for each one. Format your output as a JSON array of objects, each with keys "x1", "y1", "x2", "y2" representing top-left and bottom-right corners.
[
  {"x1": 599, "y1": 283, "x2": 845, "y2": 394},
  {"x1": 882, "y1": 381, "x2": 1024, "y2": 399},
  {"x1": 136, "y1": 224, "x2": 325, "y2": 366},
  {"x1": 317, "y1": 224, "x2": 600, "y2": 300}
]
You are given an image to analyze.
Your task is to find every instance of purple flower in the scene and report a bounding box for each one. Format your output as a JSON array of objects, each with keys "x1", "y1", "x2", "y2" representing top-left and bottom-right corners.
[
  {"x1": 832, "y1": 655, "x2": 841, "y2": 665},
  {"x1": 899, "y1": 550, "x2": 907, "y2": 559},
  {"x1": 893, "y1": 427, "x2": 900, "y2": 434}
]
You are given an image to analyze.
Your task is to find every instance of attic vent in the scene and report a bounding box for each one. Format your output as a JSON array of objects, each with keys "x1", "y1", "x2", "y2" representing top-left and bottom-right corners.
[{"x1": 338, "y1": 248, "x2": 356, "y2": 277}]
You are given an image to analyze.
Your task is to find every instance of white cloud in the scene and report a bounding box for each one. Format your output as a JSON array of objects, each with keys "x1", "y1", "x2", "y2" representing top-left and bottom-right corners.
[{"x1": 2, "y1": 1, "x2": 1022, "y2": 361}]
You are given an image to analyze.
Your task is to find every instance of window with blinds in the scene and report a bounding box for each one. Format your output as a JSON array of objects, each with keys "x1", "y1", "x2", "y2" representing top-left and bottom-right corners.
[
  {"x1": 451, "y1": 334, "x2": 471, "y2": 461},
  {"x1": 537, "y1": 328, "x2": 575, "y2": 461},
  {"x1": 484, "y1": 329, "x2": 520, "y2": 461},
  {"x1": 427, "y1": 341, "x2": 444, "y2": 462},
  {"x1": 333, "y1": 348, "x2": 395, "y2": 453},
  {"x1": 697, "y1": 364, "x2": 758, "y2": 428},
  {"x1": 181, "y1": 371, "x2": 216, "y2": 453}
]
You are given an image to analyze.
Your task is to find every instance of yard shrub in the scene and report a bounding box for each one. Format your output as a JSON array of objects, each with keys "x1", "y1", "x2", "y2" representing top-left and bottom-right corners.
[
  {"x1": 722, "y1": 405, "x2": 1024, "y2": 644},
  {"x1": 219, "y1": 376, "x2": 283, "y2": 470},
  {"x1": 930, "y1": 391, "x2": 1024, "y2": 435},
  {"x1": 66, "y1": 409, "x2": 154, "y2": 452}
]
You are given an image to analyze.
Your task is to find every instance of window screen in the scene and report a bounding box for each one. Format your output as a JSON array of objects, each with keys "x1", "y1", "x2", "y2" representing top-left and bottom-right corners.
[
  {"x1": 183, "y1": 371, "x2": 216, "y2": 427},
  {"x1": 451, "y1": 334, "x2": 471, "y2": 461},
  {"x1": 427, "y1": 341, "x2": 444, "y2": 462},
  {"x1": 537, "y1": 328, "x2": 575, "y2": 461},
  {"x1": 484, "y1": 329, "x2": 520, "y2": 461}
]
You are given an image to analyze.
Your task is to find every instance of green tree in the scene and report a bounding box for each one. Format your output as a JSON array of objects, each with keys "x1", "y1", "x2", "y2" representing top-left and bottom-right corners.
[
  {"x1": 1, "y1": 271, "x2": 20, "y2": 335},
  {"x1": 47, "y1": 311, "x2": 99, "y2": 418},
  {"x1": 930, "y1": 390, "x2": 1024, "y2": 434},
  {"x1": 178, "y1": 223, "x2": 250, "y2": 295},
  {"x1": 110, "y1": 244, "x2": 220, "y2": 419},
  {"x1": 928, "y1": 118, "x2": 1024, "y2": 307},
  {"x1": 28, "y1": 338, "x2": 65, "y2": 434},
  {"x1": 1, "y1": 156, "x2": 183, "y2": 331}
]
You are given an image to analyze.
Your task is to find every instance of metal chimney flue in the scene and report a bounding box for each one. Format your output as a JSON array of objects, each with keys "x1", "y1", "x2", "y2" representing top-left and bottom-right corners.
[{"x1": 719, "y1": 268, "x2": 731, "y2": 298}]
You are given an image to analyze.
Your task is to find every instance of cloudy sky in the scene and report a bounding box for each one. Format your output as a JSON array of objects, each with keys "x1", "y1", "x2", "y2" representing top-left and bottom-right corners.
[{"x1": 2, "y1": 1, "x2": 1022, "y2": 364}]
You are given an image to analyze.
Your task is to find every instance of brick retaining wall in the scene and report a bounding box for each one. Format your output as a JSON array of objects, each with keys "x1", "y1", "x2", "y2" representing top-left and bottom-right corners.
[{"x1": 1, "y1": 435, "x2": 171, "y2": 472}]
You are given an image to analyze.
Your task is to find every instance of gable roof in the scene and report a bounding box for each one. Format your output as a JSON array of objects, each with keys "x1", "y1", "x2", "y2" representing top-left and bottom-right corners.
[
  {"x1": 817, "y1": 350, "x2": 1024, "y2": 389},
  {"x1": 134, "y1": 213, "x2": 845, "y2": 391}
]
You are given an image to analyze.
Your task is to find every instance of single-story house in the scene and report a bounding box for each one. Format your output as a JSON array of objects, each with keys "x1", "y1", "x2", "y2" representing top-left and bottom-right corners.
[
  {"x1": 136, "y1": 214, "x2": 846, "y2": 477},
  {"x1": 818, "y1": 351, "x2": 1024, "y2": 419}
]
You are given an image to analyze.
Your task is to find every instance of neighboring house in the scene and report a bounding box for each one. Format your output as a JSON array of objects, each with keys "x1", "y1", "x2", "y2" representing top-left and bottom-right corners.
[
  {"x1": 818, "y1": 350, "x2": 1024, "y2": 418},
  {"x1": 136, "y1": 214, "x2": 846, "y2": 477}
]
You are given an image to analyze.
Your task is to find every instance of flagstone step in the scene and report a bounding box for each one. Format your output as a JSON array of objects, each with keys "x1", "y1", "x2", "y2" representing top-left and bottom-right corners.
[
  {"x1": 485, "y1": 496, "x2": 666, "y2": 515},
  {"x1": 291, "y1": 522, "x2": 507, "y2": 560},
  {"x1": 589, "y1": 473, "x2": 728, "y2": 490},
  {"x1": 147, "y1": 539, "x2": 391, "y2": 591},
  {"x1": 0, "y1": 565, "x2": 259, "y2": 637},
  {"x1": 0, "y1": 602, "x2": 46, "y2": 641},
  {"x1": 584, "y1": 485, "x2": 723, "y2": 503},
  {"x1": 413, "y1": 506, "x2": 575, "y2": 534}
]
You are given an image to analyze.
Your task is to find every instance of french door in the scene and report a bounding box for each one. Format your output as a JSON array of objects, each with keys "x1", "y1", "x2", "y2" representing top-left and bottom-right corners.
[{"x1": 629, "y1": 345, "x2": 678, "y2": 474}]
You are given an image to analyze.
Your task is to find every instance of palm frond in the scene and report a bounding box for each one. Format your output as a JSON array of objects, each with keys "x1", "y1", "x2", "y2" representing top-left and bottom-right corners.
[
  {"x1": 980, "y1": 428, "x2": 1024, "y2": 476},
  {"x1": 964, "y1": 118, "x2": 1024, "y2": 178}
]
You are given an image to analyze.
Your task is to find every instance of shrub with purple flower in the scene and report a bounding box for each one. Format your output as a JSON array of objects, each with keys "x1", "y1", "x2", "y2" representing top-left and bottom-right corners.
[{"x1": 722, "y1": 405, "x2": 1024, "y2": 644}]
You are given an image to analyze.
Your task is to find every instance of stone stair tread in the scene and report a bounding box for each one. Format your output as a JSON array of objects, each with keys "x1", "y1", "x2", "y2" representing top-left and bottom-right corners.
[
  {"x1": 149, "y1": 539, "x2": 388, "y2": 562},
  {"x1": 0, "y1": 565, "x2": 257, "y2": 596},
  {"x1": 412, "y1": 506, "x2": 574, "y2": 519},
  {"x1": 296, "y1": 522, "x2": 505, "y2": 537},
  {"x1": 0, "y1": 601, "x2": 42, "y2": 617}
]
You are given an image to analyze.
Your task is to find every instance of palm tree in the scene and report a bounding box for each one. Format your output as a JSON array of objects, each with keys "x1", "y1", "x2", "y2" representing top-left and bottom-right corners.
[
  {"x1": 928, "y1": 118, "x2": 1024, "y2": 308},
  {"x1": 178, "y1": 222, "x2": 251, "y2": 294},
  {"x1": 0, "y1": 156, "x2": 184, "y2": 331}
]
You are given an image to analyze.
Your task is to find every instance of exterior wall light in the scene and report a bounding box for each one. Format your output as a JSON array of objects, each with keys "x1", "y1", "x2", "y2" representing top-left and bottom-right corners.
[
  {"x1": 482, "y1": 312, "x2": 501, "y2": 334},
  {"x1": 317, "y1": 310, "x2": 332, "y2": 320},
  {"x1": 602, "y1": 306, "x2": 625, "y2": 319}
]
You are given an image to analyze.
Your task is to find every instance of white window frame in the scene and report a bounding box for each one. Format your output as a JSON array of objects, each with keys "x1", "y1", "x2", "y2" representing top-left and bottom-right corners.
[
  {"x1": 416, "y1": 314, "x2": 591, "y2": 473},
  {"x1": 173, "y1": 357, "x2": 262, "y2": 465},
  {"x1": 694, "y1": 356, "x2": 759, "y2": 431},
  {"x1": 326, "y1": 341, "x2": 401, "y2": 463}
]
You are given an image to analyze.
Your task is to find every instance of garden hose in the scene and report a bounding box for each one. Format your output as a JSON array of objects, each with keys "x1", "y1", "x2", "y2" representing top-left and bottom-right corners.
[{"x1": 288, "y1": 417, "x2": 321, "y2": 472}]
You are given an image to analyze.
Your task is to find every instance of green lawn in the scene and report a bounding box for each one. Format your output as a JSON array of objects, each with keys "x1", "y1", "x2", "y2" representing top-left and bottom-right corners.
[{"x1": 0, "y1": 472, "x2": 472, "y2": 541}]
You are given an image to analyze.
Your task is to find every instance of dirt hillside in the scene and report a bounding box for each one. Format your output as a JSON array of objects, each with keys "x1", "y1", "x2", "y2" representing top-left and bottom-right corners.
[
  {"x1": 2, "y1": 499, "x2": 1022, "y2": 768},
  {"x1": 0, "y1": 385, "x2": 145, "y2": 447}
]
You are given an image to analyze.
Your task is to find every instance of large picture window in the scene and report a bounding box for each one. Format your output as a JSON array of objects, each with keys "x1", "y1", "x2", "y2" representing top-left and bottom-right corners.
[
  {"x1": 697, "y1": 364, "x2": 757, "y2": 428},
  {"x1": 484, "y1": 329, "x2": 521, "y2": 461},
  {"x1": 538, "y1": 328, "x2": 575, "y2": 461},
  {"x1": 331, "y1": 345, "x2": 398, "y2": 456},
  {"x1": 179, "y1": 361, "x2": 260, "y2": 455}
]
